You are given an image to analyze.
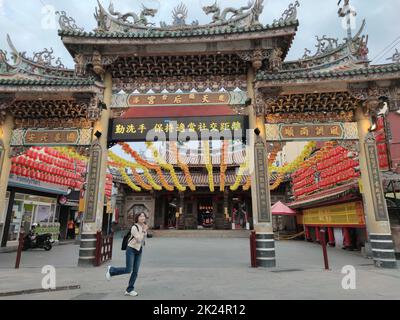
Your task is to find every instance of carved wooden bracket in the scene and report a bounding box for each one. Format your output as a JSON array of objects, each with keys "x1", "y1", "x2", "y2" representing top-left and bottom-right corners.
[
  {"x1": 74, "y1": 51, "x2": 119, "y2": 78},
  {"x1": 348, "y1": 84, "x2": 390, "y2": 117},
  {"x1": 0, "y1": 93, "x2": 16, "y2": 124}
]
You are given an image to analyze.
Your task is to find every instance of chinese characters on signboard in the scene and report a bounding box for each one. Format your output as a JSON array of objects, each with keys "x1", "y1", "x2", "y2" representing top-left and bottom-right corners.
[
  {"x1": 365, "y1": 142, "x2": 389, "y2": 221},
  {"x1": 23, "y1": 130, "x2": 79, "y2": 145},
  {"x1": 255, "y1": 141, "x2": 271, "y2": 223},
  {"x1": 280, "y1": 124, "x2": 344, "y2": 140},
  {"x1": 109, "y1": 116, "x2": 248, "y2": 142},
  {"x1": 127, "y1": 92, "x2": 230, "y2": 107},
  {"x1": 84, "y1": 144, "x2": 102, "y2": 223}
]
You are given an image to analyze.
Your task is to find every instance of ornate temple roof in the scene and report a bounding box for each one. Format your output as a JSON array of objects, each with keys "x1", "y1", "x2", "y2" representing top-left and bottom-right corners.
[
  {"x1": 58, "y1": 1, "x2": 299, "y2": 64},
  {"x1": 0, "y1": 35, "x2": 101, "y2": 91},
  {"x1": 58, "y1": 0, "x2": 296, "y2": 37},
  {"x1": 255, "y1": 19, "x2": 400, "y2": 85}
]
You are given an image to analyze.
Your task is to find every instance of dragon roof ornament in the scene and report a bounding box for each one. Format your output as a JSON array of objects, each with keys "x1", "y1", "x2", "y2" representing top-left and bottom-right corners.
[
  {"x1": 0, "y1": 35, "x2": 76, "y2": 80},
  {"x1": 93, "y1": 0, "x2": 266, "y2": 33},
  {"x1": 56, "y1": 11, "x2": 84, "y2": 33},
  {"x1": 279, "y1": 19, "x2": 369, "y2": 73},
  {"x1": 273, "y1": 0, "x2": 299, "y2": 25}
]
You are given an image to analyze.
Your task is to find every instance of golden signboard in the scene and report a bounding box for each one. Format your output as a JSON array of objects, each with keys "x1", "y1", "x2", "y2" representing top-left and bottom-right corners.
[
  {"x1": 280, "y1": 124, "x2": 344, "y2": 140},
  {"x1": 24, "y1": 130, "x2": 79, "y2": 145},
  {"x1": 303, "y1": 201, "x2": 365, "y2": 226},
  {"x1": 127, "y1": 92, "x2": 230, "y2": 107},
  {"x1": 265, "y1": 123, "x2": 359, "y2": 141}
]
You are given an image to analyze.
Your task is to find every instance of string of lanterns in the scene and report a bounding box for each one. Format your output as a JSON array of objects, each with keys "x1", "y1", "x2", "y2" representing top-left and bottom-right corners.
[
  {"x1": 10, "y1": 147, "x2": 86, "y2": 190},
  {"x1": 118, "y1": 142, "x2": 174, "y2": 191},
  {"x1": 108, "y1": 151, "x2": 162, "y2": 191},
  {"x1": 242, "y1": 176, "x2": 251, "y2": 191},
  {"x1": 203, "y1": 141, "x2": 215, "y2": 192},
  {"x1": 169, "y1": 142, "x2": 196, "y2": 191},
  {"x1": 292, "y1": 142, "x2": 360, "y2": 198},
  {"x1": 118, "y1": 167, "x2": 141, "y2": 192},
  {"x1": 53, "y1": 147, "x2": 88, "y2": 162},
  {"x1": 220, "y1": 140, "x2": 228, "y2": 191},
  {"x1": 269, "y1": 141, "x2": 316, "y2": 174},
  {"x1": 146, "y1": 142, "x2": 187, "y2": 192},
  {"x1": 230, "y1": 154, "x2": 249, "y2": 191},
  {"x1": 269, "y1": 173, "x2": 284, "y2": 191}
]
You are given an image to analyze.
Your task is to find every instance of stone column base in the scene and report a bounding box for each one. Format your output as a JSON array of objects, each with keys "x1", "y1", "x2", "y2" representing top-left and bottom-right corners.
[
  {"x1": 255, "y1": 232, "x2": 276, "y2": 268},
  {"x1": 369, "y1": 233, "x2": 398, "y2": 269},
  {"x1": 77, "y1": 233, "x2": 97, "y2": 267}
]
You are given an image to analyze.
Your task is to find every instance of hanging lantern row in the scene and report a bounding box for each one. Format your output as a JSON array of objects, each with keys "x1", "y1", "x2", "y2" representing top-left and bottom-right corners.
[
  {"x1": 25, "y1": 148, "x2": 84, "y2": 172},
  {"x1": 293, "y1": 175, "x2": 315, "y2": 189},
  {"x1": 292, "y1": 166, "x2": 317, "y2": 185},
  {"x1": 37, "y1": 147, "x2": 86, "y2": 169},
  {"x1": 108, "y1": 151, "x2": 163, "y2": 191},
  {"x1": 292, "y1": 143, "x2": 361, "y2": 199},
  {"x1": 105, "y1": 173, "x2": 113, "y2": 198},
  {"x1": 118, "y1": 142, "x2": 174, "y2": 191},
  {"x1": 319, "y1": 159, "x2": 359, "y2": 179},
  {"x1": 12, "y1": 157, "x2": 84, "y2": 181},
  {"x1": 169, "y1": 141, "x2": 196, "y2": 191},
  {"x1": 10, "y1": 165, "x2": 83, "y2": 189},
  {"x1": 146, "y1": 142, "x2": 185, "y2": 192},
  {"x1": 271, "y1": 141, "x2": 316, "y2": 175},
  {"x1": 318, "y1": 169, "x2": 360, "y2": 188}
]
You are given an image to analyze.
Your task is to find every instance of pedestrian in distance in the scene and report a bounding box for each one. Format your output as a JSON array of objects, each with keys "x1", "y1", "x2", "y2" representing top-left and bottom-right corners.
[{"x1": 105, "y1": 212, "x2": 148, "y2": 297}]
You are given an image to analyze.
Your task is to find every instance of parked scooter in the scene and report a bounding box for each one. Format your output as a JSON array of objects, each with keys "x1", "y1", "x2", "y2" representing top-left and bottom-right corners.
[{"x1": 23, "y1": 223, "x2": 54, "y2": 251}]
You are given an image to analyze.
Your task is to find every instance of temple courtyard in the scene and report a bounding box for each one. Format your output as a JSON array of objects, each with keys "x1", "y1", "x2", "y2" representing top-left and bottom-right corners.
[{"x1": 0, "y1": 235, "x2": 399, "y2": 300}]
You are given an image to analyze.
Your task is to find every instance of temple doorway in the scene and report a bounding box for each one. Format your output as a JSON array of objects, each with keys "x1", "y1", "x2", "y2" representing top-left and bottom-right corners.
[{"x1": 197, "y1": 197, "x2": 214, "y2": 229}]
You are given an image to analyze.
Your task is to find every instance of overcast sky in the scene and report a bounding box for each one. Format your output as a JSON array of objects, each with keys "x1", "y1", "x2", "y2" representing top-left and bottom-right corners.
[{"x1": 0, "y1": 0, "x2": 399, "y2": 67}]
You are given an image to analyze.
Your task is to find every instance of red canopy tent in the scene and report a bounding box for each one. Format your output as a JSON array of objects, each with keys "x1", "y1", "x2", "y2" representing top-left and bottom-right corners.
[{"x1": 271, "y1": 201, "x2": 297, "y2": 216}]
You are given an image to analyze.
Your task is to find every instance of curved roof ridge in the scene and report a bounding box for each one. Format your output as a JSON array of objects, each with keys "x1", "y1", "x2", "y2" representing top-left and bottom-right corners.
[{"x1": 280, "y1": 19, "x2": 368, "y2": 74}]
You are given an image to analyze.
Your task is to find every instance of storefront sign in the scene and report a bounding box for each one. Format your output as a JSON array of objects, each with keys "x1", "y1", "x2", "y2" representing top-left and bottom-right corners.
[
  {"x1": 365, "y1": 134, "x2": 389, "y2": 221},
  {"x1": 303, "y1": 201, "x2": 365, "y2": 226},
  {"x1": 111, "y1": 91, "x2": 248, "y2": 108},
  {"x1": 265, "y1": 123, "x2": 359, "y2": 141},
  {"x1": 254, "y1": 138, "x2": 271, "y2": 223},
  {"x1": 109, "y1": 116, "x2": 248, "y2": 142},
  {"x1": 10, "y1": 129, "x2": 93, "y2": 146},
  {"x1": 8, "y1": 174, "x2": 69, "y2": 194},
  {"x1": 84, "y1": 143, "x2": 102, "y2": 223}
]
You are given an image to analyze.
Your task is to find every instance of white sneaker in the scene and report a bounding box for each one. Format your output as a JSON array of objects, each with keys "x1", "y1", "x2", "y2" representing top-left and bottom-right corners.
[
  {"x1": 124, "y1": 290, "x2": 138, "y2": 297},
  {"x1": 105, "y1": 266, "x2": 111, "y2": 281}
]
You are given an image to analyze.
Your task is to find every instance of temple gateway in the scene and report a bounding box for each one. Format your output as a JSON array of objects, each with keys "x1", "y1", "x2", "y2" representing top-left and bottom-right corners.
[{"x1": 0, "y1": 0, "x2": 399, "y2": 269}]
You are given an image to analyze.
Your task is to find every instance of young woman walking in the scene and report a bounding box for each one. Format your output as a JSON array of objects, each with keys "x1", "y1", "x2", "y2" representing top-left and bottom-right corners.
[{"x1": 105, "y1": 212, "x2": 148, "y2": 296}]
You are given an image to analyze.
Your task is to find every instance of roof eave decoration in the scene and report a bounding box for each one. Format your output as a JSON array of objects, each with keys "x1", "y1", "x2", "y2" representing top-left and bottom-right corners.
[
  {"x1": 0, "y1": 34, "x2": 77, "y2": 81},
  {"x1": 0, "y1": 35, "x2": 103, "y2": 91},
  {"x1": 272, "y1": 0, "x2": 299, "y2": 26},
  {"x1": 257, "y1": 19, "x2": 370, "y2": 78},
  {"x1": 93, "y1": 0, "x2": 266, "y2": 34}
]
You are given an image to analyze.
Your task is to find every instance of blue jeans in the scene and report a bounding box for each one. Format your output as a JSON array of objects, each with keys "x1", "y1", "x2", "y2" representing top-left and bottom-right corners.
[{"x1": 109, "y1": 247, "x2": 142, "y2": 293}]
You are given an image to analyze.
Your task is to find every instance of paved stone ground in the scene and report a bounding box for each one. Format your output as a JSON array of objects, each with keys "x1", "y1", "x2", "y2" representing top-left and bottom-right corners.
[{"x1": 0, "y1": 234, "x2": 399, "y2": 300}]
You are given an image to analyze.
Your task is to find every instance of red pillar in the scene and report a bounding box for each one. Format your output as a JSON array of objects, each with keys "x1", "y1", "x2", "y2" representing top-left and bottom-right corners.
[
  {"x1": 305, "y1": 226, "x2": 311, "y2": 241},
  {"x1": 315, "y1": 227, "x2": 320, "y2": 242},
  {"x1": 328, "y1": 227, "x2": 335, "y2": 247},
  {"x1": 343, "y1": 228, "x2": 351, "y2": 248}
]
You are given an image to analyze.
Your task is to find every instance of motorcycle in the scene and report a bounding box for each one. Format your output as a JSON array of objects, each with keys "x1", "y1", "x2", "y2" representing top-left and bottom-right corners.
[{"x1": 23, "y1": 232, "x2": 54, "y2": 251}]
